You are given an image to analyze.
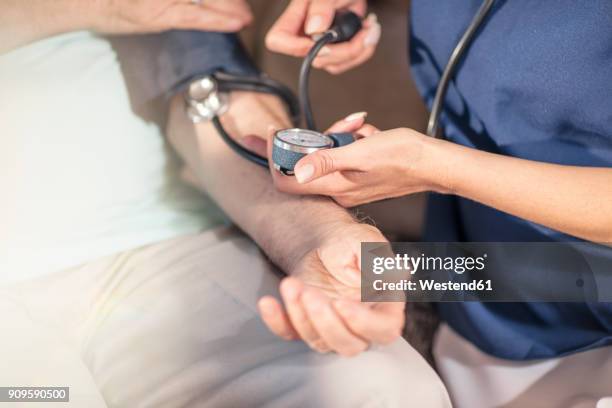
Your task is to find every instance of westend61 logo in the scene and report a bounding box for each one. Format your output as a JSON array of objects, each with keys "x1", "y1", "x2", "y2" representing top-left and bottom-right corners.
[
  {"x1": 362, "y1": 242, "x2": 612, "y2": 302},
  {"x1": 372, "y1": 253, "x2": 488, "y2": 275}
]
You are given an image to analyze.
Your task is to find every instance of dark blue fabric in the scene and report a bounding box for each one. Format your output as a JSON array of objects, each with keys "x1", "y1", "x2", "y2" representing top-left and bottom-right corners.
[
  {"x1": 410, "y1": 0, "x2": 612, "y2": 360},
  {"x1": 156, "y1": 30, "x2": 259, "y2": 97},
  {"x1": 106, "y1": 31, "x2": 257, "y2": 105}
]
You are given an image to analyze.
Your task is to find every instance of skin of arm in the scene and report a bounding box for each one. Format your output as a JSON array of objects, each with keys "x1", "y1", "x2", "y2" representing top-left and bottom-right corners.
[
  {"x1": 1, "y1": 0, "x2": 89, "y2": 52},
  {"x1": 430, "y1": 136, "x2": 612, "y2": 243},
  {"x1": 166, "y1": 93, "x2": 405, "y2": 356},
  {"x1": 167, "y1": 92, "x2": 355, "y2": 273},
  {"x1": 0, "y1": 0, "x2": 252, "y2": 53},
  {"x1": 277, "y1": 120, "x2": 612, "y2": 243},
  {"x1": 3, "y1": 0, "x2": 403, "y2": 356}
]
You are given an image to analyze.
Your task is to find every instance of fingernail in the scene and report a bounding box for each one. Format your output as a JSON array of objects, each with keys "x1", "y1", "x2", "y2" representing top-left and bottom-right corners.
[
  {"x1": 310, "y1": 341, "x2": 328, "y2": 353},
  {"x1": 364, "y1": 23, "x2": 381, "y2": 47},
  {"x1": 318, "y1": 46, "x2": 331, "y2": 56},
  {"x1": 344, "y1": 112, "x2": 368, "y2": 122},
  {"x1": 365, "y1": 12, "x2": 378, "y2": 25},
  {"x1": 295, "y1": 164, "x2": 314, "y2": 183},
  {"x1": 306, "y1": 15, "x2": 324, "y2": 34}
]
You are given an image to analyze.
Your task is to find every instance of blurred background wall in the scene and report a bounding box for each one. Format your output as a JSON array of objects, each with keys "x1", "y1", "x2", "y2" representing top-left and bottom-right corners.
[{"x1": 241, "y1": 0, "x2": 430, "y2": 241}]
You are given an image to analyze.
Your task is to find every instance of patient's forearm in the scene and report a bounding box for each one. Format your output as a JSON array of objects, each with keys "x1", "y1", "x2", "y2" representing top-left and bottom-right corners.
[
  {"x1": 1, "y1": 0, "x2": 89, "y2": 53},
  {"x1": 167, "y1": 93, "x2": 355, "y2": 272}
]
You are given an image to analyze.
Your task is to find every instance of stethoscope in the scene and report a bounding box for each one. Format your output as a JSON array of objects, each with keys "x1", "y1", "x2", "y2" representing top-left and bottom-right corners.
[{"x1": 185, "y1": 0, "x2": 495, "y2": 175}]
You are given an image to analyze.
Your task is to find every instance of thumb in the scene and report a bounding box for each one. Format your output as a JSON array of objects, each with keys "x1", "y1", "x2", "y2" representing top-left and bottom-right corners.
[
  {"x1": 294, "y1": 145, "x2": 355, "y2": 183},
  {"x1": 318, "y1": 239, "x2": 361, "y2": 288},
  {"x1": 305, "y1": 0, "x2": 336, "y2": 35},
  {"x1": 326, "y1": 111, "x2": 368, "y2": 134}
]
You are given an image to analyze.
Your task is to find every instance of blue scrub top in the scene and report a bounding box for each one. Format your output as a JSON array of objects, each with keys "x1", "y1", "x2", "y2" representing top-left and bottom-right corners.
[{"x1": 410, "y1": 0, "x2": 612, "y2": 360}]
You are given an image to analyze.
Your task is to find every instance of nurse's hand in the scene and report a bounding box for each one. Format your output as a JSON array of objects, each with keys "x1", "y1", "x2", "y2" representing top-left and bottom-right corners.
[
  {"x1": 246, "y1": 113, "x2": 449, "y2": 208},
  {"x1": 266, "y1": 0, "x2": 381, "y2": 74}
]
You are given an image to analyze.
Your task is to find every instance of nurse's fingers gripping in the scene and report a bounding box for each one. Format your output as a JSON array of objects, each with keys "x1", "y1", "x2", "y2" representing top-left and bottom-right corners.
[
  {"x1": 266, "y1": 0, "x2": 314, "y2": 57},
  {"x1": 304, "y1": 0, "x2": 337, "y2": 35},
  {"x1": 312, "y1": 13, "x2": 380, "y2": 72},
  {"x1": 326, "y1": 112, "x2": 379, "y2": 137},
  {"x1": 326, "y1": 111, "x2": 368, "y2": 133},
  {"x1": 323, "y1": 41, "x2": 377, "y2": 74},
  {"x1": 293, "y1": 142, "x2": 364, "y2": 184}
]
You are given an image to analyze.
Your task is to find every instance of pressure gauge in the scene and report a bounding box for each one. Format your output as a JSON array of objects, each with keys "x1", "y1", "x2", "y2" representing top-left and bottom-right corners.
[{"x1": 272, "y1": 128, "x2": 355, "y2": 175}]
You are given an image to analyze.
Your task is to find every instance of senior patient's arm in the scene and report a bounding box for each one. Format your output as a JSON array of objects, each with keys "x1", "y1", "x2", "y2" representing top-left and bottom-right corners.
[
  {"x1": 166, "y1": 92, "x2": 405, "y2": 356},
  {"x1": 154, "y1": 25, "x2": 363, "y2": 273},
  {"x1": 1, "y1": 0, "x2": 87, "y2": 52},
  {"x1": 0, "y1": 0, "x2": 251, "y2": 53},
  {"x1": 154, "y1": 29, "x2": 404, "y2": 356},
  {"x1": 167, "y1": 91, "x2": 352, "y2": 275}
]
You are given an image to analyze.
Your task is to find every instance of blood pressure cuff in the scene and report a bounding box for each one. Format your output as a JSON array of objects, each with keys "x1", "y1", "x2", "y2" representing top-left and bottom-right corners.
[
  {"x1": 112, "y1": 30, "x2": 259, "y2": 103},
  {"x1": 156, "y1": 30, "x2": 260, "y2": 97}
]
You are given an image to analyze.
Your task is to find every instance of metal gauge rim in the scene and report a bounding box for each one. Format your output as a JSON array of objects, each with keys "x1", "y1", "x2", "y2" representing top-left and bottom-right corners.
[{"x1": 273, "y1": 128, "x2": 333, "y2": 154}]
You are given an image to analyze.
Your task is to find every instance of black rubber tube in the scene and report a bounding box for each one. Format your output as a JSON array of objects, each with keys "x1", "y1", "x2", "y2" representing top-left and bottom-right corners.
[
  {"x1": 426, "y1": 0, "x2": 496, "y2": 137},
  {"x1": 299, "y1": 32, "x2": 336, "y2": 131}
]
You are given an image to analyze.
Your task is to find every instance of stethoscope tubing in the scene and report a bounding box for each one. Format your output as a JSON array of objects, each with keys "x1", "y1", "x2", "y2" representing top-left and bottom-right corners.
[
  {"x1": 427, "y1": 0, "x2": 495, "y2": 137},
  {"x1": 213, "y1": 0, "x2": 495, "y2": 168}
]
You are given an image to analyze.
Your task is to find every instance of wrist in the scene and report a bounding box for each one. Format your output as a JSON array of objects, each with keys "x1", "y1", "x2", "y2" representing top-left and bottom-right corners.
[
  {"x1": 416, "y1": 134, "x2": 459, "y2": 194},
  {"x1": 291, "y1": 214, "x2": 386, "y2": 271},
  {"x1": 254, "y1": 196, "x2": 357, "y2": 273}
]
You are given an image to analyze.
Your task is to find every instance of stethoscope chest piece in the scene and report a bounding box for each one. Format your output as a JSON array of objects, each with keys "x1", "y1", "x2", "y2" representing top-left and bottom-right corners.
[
  {"x1": 185, "y1": 76, "x2": 229, "y2": 123},
  {"x1": 272, "y1": 128, "x2": 355, "y2": 175}
]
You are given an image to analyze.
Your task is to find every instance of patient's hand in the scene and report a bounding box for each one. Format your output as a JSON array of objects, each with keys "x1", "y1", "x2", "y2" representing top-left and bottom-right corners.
[
  {"x1": 90, "y1": 0, "x2": 253, "y2": 34},
  {"x1": 1, "y1": 0, "x2": 253, "y2": 53},
  {"x1": 258, "y1": 222, "x2": 405, "y2": 357}
]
